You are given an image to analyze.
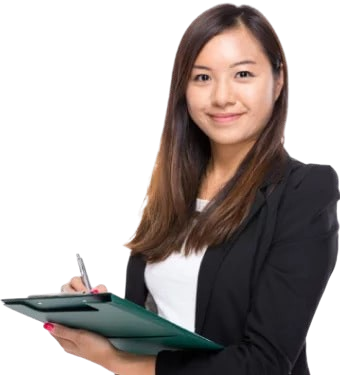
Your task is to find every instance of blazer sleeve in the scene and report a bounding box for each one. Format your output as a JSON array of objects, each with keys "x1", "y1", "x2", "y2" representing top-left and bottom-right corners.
[
  {"x1": 125, "y1": 253, "x2": 148, "y2": 307},
  {"x1": 155, "y1": 165, "x2": 340, "y2": 375}
]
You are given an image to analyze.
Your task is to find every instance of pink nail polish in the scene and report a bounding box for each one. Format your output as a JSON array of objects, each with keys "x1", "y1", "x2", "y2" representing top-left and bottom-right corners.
[
  {"x1": 43, "y1": 322, "x2": 54, "y2": 331},
  {"x1": 90, "y1": 289, "x2": 99, "y2": 294}
]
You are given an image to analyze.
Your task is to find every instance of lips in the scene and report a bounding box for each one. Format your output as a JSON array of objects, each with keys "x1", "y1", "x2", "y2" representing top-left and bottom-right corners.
[
  {"x1": 211, "y1": 113, "x2": 243, "y2": 125},
  {"x1": 210, "y1": 112, "x2": 244, "y2": 118}
]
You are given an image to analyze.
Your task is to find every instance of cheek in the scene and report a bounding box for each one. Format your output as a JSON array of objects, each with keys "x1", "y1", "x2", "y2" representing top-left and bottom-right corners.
[
  {"x1": 186, "y1": 88, "x2": 208, "y2": 115},
  {"x1": 243, "y1": 80, "x2": 276, "y2": 117},
  {"x1": 187, "y1": 87, "x2": 209, "y2": 104},
  {"x1": 263, "y1": 82, "x2": 276, "y2": 106}
]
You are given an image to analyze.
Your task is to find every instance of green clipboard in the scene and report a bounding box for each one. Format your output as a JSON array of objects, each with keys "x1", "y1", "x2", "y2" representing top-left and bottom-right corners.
[{"x1": 2, "y1": 292, "x2": 223, "y2": 355}]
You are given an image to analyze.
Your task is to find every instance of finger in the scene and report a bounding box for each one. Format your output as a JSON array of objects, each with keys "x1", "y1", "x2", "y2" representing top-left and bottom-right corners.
[
  {"x1": 92, "y1": 284, "x2": 108, "y2": 293},
  {"x1": 70, "y1": 275, "x2": 87, "y2": 292},
  {"x1": 45, "y1": 322, "x2": 81, "y2": 342},
  {"x1": 43, "y1": 322, "x2": 75, "y2": 351},
  {"x1": 60, "y1": 276, "x2": 76, "y2": 292},
  {"x1": 60, "y1": 282, "x2": 76, "y2": 293},
  {"x1": 64, "y1": 275, "x2": 87, "y2": 292},
  {"x1": 52, "y1": 335, "x2": 77, "y2": 355}
]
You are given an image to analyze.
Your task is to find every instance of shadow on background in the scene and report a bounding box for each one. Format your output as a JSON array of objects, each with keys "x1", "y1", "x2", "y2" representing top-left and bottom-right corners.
[{"x1": 0, "y1": 13, "x2": 34, "y2": 232}]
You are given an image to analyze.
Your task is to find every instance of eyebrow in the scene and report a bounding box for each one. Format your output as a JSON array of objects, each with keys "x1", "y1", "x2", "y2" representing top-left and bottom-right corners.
[{"x1": 193, "y1": 60, "x2": 257, "y2": 70}]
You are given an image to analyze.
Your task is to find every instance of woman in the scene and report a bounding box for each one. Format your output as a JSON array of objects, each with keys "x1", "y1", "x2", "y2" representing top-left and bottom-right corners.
[{"x1": 47, "y1": 4, "x2": 339, "y2": 374}]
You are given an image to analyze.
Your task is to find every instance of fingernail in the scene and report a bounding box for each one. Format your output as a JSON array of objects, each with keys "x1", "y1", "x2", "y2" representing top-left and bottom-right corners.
[
  {"x1": 43, "y1": 322, "x2": 55, "y2": 332},
  {"x1": 90, "y1": 289, "x2": 99, "y2": 294}
]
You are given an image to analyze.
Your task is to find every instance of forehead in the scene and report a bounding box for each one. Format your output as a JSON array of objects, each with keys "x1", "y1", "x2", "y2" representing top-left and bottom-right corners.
[{"x1": 194, "y1": 26, "x2": 269, "y2": 67}]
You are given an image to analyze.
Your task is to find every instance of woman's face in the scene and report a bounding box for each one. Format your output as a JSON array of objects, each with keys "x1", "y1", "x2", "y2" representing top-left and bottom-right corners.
[{"x1": 185, "y1": 26, "x2": 283, "y2": 149}]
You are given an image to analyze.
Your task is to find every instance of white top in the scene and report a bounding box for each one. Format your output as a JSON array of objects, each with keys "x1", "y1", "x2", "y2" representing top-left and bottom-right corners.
[{"x1": 144, "y1": 198, "x2": 209, "y2": 332}]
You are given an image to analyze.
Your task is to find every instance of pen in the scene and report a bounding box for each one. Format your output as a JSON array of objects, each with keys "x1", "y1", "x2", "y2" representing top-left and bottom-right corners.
[{"x1": 76, "y1": 253, "x2": 92, "y2": 291}]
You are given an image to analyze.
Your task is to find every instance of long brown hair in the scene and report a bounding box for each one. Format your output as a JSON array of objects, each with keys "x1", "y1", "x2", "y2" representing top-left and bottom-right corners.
[{"x1": 124, "y1": 4, "x2": 289, "y2": 262}]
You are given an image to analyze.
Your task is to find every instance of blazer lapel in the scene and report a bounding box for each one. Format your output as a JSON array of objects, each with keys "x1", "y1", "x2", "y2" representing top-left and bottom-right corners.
[{"x1": 195, "y1": 188, "x2": 266, "y2": 334}]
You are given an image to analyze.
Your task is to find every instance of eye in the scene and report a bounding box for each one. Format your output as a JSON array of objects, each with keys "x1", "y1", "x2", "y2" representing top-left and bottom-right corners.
[
  {"x1": 237, "y1": 70, "x2": 254, "y2": 78},
  {"x1": 194, "y1": 74, "x2": 208, "y2": 82},
  {"x1": 194, "y1": 70, "x2": 254, "y2": 82}
]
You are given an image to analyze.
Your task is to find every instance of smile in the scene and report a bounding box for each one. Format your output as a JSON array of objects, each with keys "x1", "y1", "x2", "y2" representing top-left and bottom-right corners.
[{"x1": 209, "y1": 113, "x2": 244, "y2": 124}]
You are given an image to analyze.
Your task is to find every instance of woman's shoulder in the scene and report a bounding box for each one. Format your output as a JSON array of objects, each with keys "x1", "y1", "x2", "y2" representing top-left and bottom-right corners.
[
  {"x1": 288, "y1": 156, "x2": 339, "y2": 184},
  {"x1": 286, "y1": 157, "x2": 339, "y2": 204}
]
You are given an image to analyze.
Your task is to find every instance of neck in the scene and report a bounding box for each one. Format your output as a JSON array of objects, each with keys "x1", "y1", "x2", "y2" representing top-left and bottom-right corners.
[{"x1": 207, "y1": 140, "x2": 255, "y2": 179}]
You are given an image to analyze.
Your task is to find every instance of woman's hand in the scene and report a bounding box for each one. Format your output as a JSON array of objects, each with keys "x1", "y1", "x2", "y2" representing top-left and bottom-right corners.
[
  {"x1": 60, "y1": 275, "x2": 108, "y2": 293},
  {"x1": 44, "y1": 323, "x2": 120, "y2": 372}
]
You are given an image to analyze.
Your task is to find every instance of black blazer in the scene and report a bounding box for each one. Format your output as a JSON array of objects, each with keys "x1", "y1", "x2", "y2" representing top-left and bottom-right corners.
[{"x1": 125, "y1": 152, "x2": 339, "y2": 375}]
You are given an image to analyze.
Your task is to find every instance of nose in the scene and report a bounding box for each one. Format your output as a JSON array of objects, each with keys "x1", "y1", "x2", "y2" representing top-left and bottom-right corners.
[{"x1": 211, "y1": 81, "x2": 235, "y2": 107}]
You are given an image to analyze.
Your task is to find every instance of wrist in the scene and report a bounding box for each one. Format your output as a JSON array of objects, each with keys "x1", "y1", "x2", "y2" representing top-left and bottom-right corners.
[
  {"x1": 106, "y1": 347, "x2": 128, "y2": 375},
  {"x1": 111, "y1": 349, "x2": 156, "y2": 375}
]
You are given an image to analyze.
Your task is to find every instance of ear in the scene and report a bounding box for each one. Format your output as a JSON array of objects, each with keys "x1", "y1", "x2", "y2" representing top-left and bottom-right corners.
[{"x1": 274, "y1": 65, "x2": 284, "y2": 101}]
